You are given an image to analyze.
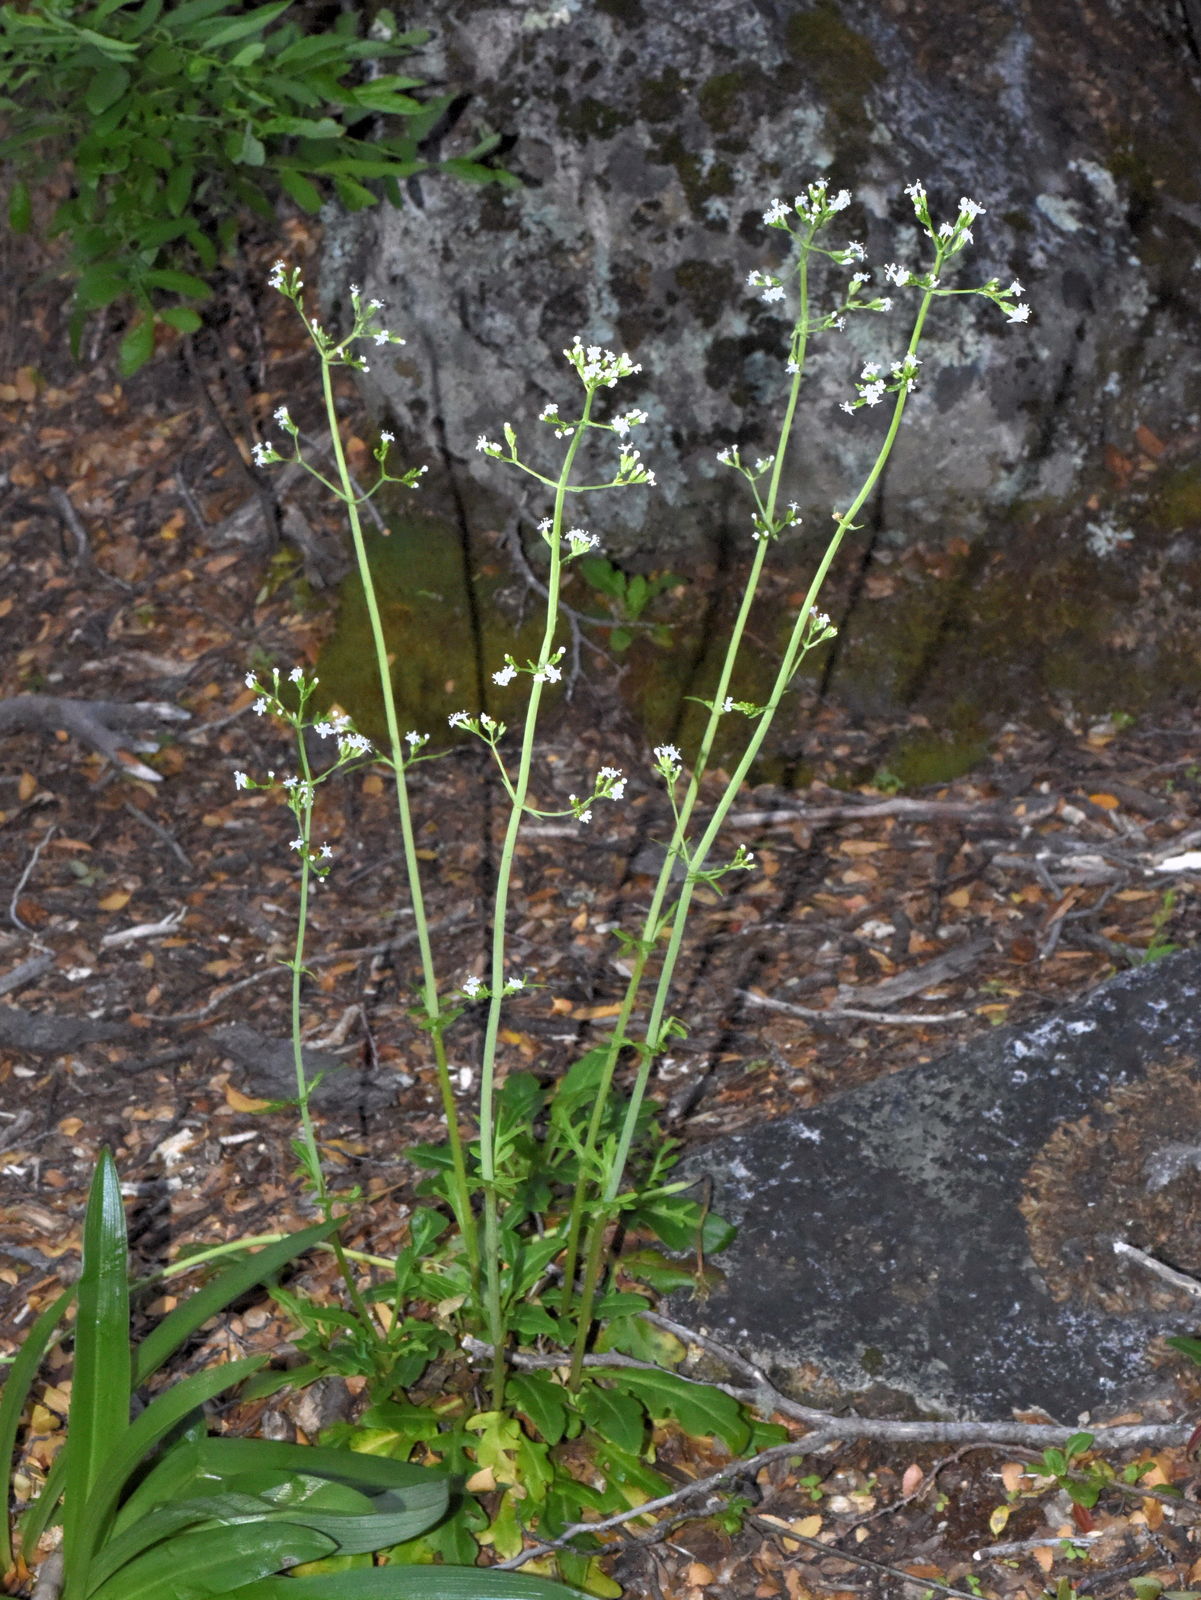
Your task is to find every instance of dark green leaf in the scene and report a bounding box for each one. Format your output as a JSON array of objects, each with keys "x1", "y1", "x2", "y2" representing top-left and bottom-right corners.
[
  {"x1": 90, "y1": 1521, "x2": 336, "y2": 1600},
  {"x1": 200, "y1": 0, "x2": 292, "y2": 50},
  {"x1": 507, "y1": 1371, "x2": 570, "y2": 1446},
  {"x1": 158, "y1": 306, "x2": 203, "y2": 333},
  {"x1": 627, "y1": 1191, "x2": 735, "y2": 1255},
  {"x1": 276, "y1": 166, "x2": 324, "y2": 213},
  {"x1": 64, "y1": 1149, "x2": 131, "y2": 1583},
  {"x1": 576, "y1": 1382, "x2": 646, "y2": 1455},
  {"x1": 0, "y1": 1285, "x2": 74, "y2": 1571},
  {"x1": 118, "y1": 313, "x2": 156, "y2": 375},
  {"x1": 609, "y1": 628, "x2": 632, "y2": 652},
  {"x1": 590, "y1": 1366, "x2": 750, "y2": 1453},
  {"x1": 85, "y1": 62, "x2": 129, "y2": 115},
  {"x1": 205, "y1": 1566, "x2": 586, "y2": 1598},
  {"x1": 164, "y1": 163, "x2": 193, "y2": 218},
  {"x1": 143, "y1": 268, "x2": 211, "y2": 298},
  {"x1": 1167, "y1": 1335, "x2": 1201, "y2": 1367},
  {"x1": 134, "y1": 1219, "x2": 340, "y2": 1386},
  {"x1": 7, "y1": 176, "x2": 31, "y2": 233}
]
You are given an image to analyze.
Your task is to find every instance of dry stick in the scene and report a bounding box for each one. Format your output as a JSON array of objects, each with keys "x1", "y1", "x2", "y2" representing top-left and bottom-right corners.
[
  {"x1": 1114, "y1": 1238, "x2": 1201, "y2": 1299},
  {"x1": 9, "y1": 824, "x2": 55, "y2": 932},
  {"x1": 122, "y1": 799, "x2": 194, "y2": 871},
  {"x1": 748, "y1": 1512, "x2": 990, "y2": 1600},
  {"x1": 738, "y1": 987, "x2": 970, "y2": 1025}
]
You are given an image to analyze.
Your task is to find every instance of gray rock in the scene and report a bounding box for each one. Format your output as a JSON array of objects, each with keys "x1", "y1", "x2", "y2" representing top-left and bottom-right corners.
[
  {"x1": 319, "y1": 0, "x2": 1201, "y2": 561},
  {"x1": 675, "y1": 949, "x2": 1201, "y2": 1420}
]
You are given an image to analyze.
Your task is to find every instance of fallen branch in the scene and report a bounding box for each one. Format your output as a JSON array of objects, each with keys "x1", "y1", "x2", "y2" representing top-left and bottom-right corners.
[
  {"x1": 737, "y1": 988, "x2": 969, "y2": 1025},
  {"x1": 0, "y1": 695, "x2": 189, "y2": 782}
]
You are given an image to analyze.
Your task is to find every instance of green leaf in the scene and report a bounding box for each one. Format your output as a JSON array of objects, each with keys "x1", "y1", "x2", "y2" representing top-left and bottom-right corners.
[
  {"x1": 85, "y1": 62, "x2": 129, "y2": 114},
  {"x1": 609, "y1": 627, "x2": 632, "y2": 652},
  {"x1": 135, "y1": 1218, "x2": 340, "y2": 1386},
  {"x1": 69, "y1": 1356, "x2": 269, "y2": 1585},
  {"x1": 157, "y1": 305, "x2": 202, "y2": 334},
  {"x1": 143, "y1": 268, "x2": 212, "y2": 299},
  {"x1": 207, "y1": 1567, "x2": 586, "y2": 1598},
  {"x1": 331, "y1": 174, "x2": 377, "y2": 211},
  {"x1": 160, "y1": 0, "x2": 239, "y2": 36},
  {"x1": 75, "y1": 262, "x2": 132, "y2": 311},
  {"x1": 164, "y1": 163, "x2": 194, "y2": 217},
  {"x1": 118, "y1": 313, "x2": 156, "y2": 376},
  {"x1": 200, "y1": 0, "x2": 292, "y2": 49},
  {"x1": 7, "y1": 177, "x2": 32, "y2": 233},
  {"x1": 507, "y1": 1372, "x2": 571, "y2": 1446},
  {"x1": 90, "y1": 1521, "x2": 336, "y2": 1600},
  {"x1": 589, "y1": 1366, "x2": 750, "y2": 1453},
  {"x1": 627, "y1": 1192, "x2": 735, "y2": 1255},
  {"x1": 0, "y1": 1285, "x2": 74, "y2": 1571},
  {"x1": 277, "y1": 166, "x2": 324, "y2": 213},
  {"x1": 575, "y1": 1382, "x2": 646, "y2": 1455},
  {"x1": 63, "y1": 1149, "x2": 131, "y2": 1586},
  {"x1": 196, "y1": 1437, "x2": 448, "y2": 1497},
  {"x1": 1167, "y1": 1335, "x2": 1201, "y2": 1366}
]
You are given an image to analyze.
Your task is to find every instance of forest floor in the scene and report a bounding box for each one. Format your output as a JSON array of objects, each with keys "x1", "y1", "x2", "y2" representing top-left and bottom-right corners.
[{"x1": 4, "y1": 211, "x2": 1201, "y2": 1600}]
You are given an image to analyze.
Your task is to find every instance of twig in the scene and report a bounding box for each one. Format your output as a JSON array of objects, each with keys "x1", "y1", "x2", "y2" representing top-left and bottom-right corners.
[
  {"x1": 972, "y1": 1531, "x2": 1103, "y2": 1559},
  {"x1": 748, "y1": 1512, "x2": 989, "y2": 1600},
  {"x1": 10, "y1": 824, "x2": 55, "y2": 932},
  {"x1": 737, "y1": 988, "x2": 969, "y2": 1025},
  {"x1": 99, "y1": 909, "x2": 187, "y2": 950},
  {"x1": 0, "y1": 951, "x2": 54, "y2": 997},
  {"x1": 1113, "y1": 1238, "x2": 1201, "y2": 1298},
  {"x1": 496, "y1": 1442, "x2": 808, "y2": 1569},
  {"x1": 122, "y1": 800, "x2": 194, "y2": 871}
]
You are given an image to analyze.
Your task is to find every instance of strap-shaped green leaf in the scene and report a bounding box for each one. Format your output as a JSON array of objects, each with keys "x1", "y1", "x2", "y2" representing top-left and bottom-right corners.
[
  {"x1": 63, "y1": 1149, "x2": 131, "y2": 1596},
  {"x1": 202, "y1": 1564, "x2": 587, "y2": 1599},
  {"x1": 0, "y1": 1284, "x2": 74, "y2": 1570},
  {"x1": 133, "y1": 1218, "x2": 339, "y2": 1386},
  {"x1": 67, "y1": 1356, "x2": 268, "y2": 1592},
  {"x1": 89, "y1": 1520, "x2": 337, "y2": 1600}
]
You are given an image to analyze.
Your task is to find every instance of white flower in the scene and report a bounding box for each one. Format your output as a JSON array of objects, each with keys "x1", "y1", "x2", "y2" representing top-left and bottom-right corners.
[
  {"x1": 244, "y1": 672, "x2": 257, "y2": 689},
  {"x1": 476, "y1": 435, "x2": 501, "y2": 455},
  {"x1": 290, "y1": 837, "x2": 304, "y2": 852},
  {"x1": 1005, "y1": 303, "x2": 1031, "y2": 323},
  {"x1": 862, "y1": 381, "x2": 886, "y2": 406},
  {"x1": 504, "y1": 977, "x2": 524, "y2": 992},
  {"x1": 830, "y1": 188, "x2": 851, "y2": 211},
  {"x1": 349, "y1": 282, "x2": 360, "y2": 296},
  {"x1": 373, "y1": 331, "x2": 389, "y2": 345},
  {"x1": 253, "y1": 698, "x2": 268, "y2": 715},
  {"x1": 534, "y1": 662, "x2": 562, "y2": 683},
  {"x1": 762, "y1": 197, "x2": 790, "y2": 226},
  {"x1": 448, "y1": 710, "x2": 471, "y2": 728},
  {"x1": 288, "y1": 666, "x2": 303, "y2": 683},
  {"x1": 380, "y1": 430, "x2": 394, "y2": 443},
  {"x1": 958, "y1": 196, "x2": 985, "y2": 220},
  {"x1": 406, "y1": 730, "x2": 428, "y2": 747},
  {"x1": 1007, "y1": 278, "x2": 1024, "y2": 296},
  {"x1": 251, "y1": 442, "x2": 273, "y2": 467},
  {"x1": 463, "y1": 974, "x2": 484, "y2": 998},
  {"x1": 762, "y1": 284, "x2": 785, "y2": 303},
  {"x1": 840, "y1": 400, "x2": 856, "y2": 415},
  {"x1": 320, "y1": 844, "x2": 333, "y2": 859},
  {"x1": 274, "y1": 405, "x2": 291, "y2": 427},
  {"x1": 234, "y1": 771, "x2": 249, "y2": 789},
  {"x1": 904, "y1": 180, "x2": 926, "y2": 203},
  {"x1": 883, "y1": 263, "x2": 910, "y2": 286},
  {"x1": 493, "y1": 661, "x2": 518, "y2": 686}
]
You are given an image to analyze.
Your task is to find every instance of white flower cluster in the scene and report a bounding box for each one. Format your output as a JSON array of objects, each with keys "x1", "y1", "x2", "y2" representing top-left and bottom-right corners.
[
  {"x1": 564, "y1": 337, "x2": 642, "y2": 389},
  {"x1": 654, "y1": 743, "x2": 683, "y2": 782},
  {"x1": 839, "y1": 354, "x2": 922, "y2": 416},
  {"x1": 762, "y1": 181, "x2": 852, "y2": 232}
]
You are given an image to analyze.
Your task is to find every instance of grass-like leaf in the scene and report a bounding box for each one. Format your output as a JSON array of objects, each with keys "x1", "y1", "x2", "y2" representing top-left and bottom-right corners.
[
  {"x1": 0, "y1": 1284, "x2": 73, "y2": 1571},
  {"x1": 62, "y1": 1149, "x2": 131, "y2": 1593},
  {"x1": 203, "y1": 1565, "x2": 587, "y2": 1598}
]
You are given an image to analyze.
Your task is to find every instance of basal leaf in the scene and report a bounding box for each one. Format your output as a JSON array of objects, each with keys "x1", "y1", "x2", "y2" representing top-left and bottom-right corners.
[
  {"x1": 589, "y1": 1366, "x2": 750, "y2": 1453},
  {"x1": 0, "y1": 1284, "x2": 74, "y2": 1571},
  {"x1": 575, "y1": 1382, "x2": 645, "y2": 1456},
  {"x1": 202, "y1": 1565, "x2": 586, "y2": 1598},
  {"x1": 118, "y1": 313, "x2": 156, "y2": 376},
  {"x1": 89, "y1": 1520, "x2": 336, "y2": 1600},
  {"x1": 63, "y1": 1149, "x2": 131, "y2": 1593}
]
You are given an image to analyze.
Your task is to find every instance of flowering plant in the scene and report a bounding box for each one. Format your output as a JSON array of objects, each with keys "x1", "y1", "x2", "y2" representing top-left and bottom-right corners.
[{"x1": 237, "y1": 178, "x2": 1028, "y2": 1580}]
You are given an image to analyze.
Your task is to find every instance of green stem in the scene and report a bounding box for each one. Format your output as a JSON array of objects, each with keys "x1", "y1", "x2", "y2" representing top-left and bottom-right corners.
[
  {"x1": 568, "y1": 265, "x2": 941, "y2": 1384},
  {"x1": 317, "y1": 358, "x2": 480, "y2": 1288},
  {"x1": 477, "y1": 400, "x2": 593, "y2": 1405},
  {"x1": 562, "y1": 244, "x2": 817, "y2": 1376}
]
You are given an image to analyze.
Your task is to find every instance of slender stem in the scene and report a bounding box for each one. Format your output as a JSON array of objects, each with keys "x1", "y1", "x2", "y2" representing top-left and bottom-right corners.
[
  {"x1": 563, "y1": 245, "x2": 817, "y2": 1379},
  {"x1": 286, "y1": 730, "x2": 378, "y2": 1347},
  {"x1": 317, "y1": 358, "x2": 480, "y2": 1286},
  {"x1": 477, "y1": 399, "x2": 593, "y2": 1404},
  {"x1": 568, "y1": 265, "x2": 942, "y2": 1383}
]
